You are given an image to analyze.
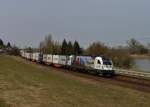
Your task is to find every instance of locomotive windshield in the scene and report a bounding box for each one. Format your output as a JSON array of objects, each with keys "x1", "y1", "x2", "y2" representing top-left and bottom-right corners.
[{"x1": 102, "y1": 58, "x2": 112, "y2": 65}]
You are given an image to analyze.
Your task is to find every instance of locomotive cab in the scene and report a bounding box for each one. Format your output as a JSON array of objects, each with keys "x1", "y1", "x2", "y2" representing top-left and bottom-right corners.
[{"x1": 94, "y1": 57, "x2": 114, "y2": 75}]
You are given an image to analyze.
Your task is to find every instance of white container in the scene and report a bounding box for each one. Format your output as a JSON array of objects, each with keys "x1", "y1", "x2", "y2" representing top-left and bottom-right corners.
[
  {"x1": 52, "y1": 55, "x2": 59, "y2": 64},
  {"x1": 35, "y1": 52, "x2": 40, "y2": 61},
  {"x1": 20, "y1": 50, "x2": 25, "y2": 57},
  {"x1": 43, "y1": 54, "x2": 53, "y2": 64},
  {"x1": 26, "y1": 53, "x2": 30, "y2": 59},
  {"x1": 52, "y1": 55, "x2": 67, "y2": 65},
  {"x1": 32, "y1": 53, "x2": 37, "y2": 61},
  {"x1": 26, "y1": 53, "x2": 32, "y2": 60},
  {"x1": 47, "y1": 54, "x2": 53, "y2": 64},
  {"x1": 59, "y1": 55, "x2": 67, "y2": 65},
  {"x1": 25, "y1": 52, "x2": 29, "y2": 59},
  {"x1": 43, "y1": 54, "x2": 47, "y2": 62}
]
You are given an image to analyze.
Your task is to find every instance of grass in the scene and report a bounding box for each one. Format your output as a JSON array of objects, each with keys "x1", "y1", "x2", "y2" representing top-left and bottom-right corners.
[
  {"x1": 0, "y1": 98, "x2": 9, "y2": 107},
  {"x1": 0, "y1": 55, "x2": 150, "y2": 107}
]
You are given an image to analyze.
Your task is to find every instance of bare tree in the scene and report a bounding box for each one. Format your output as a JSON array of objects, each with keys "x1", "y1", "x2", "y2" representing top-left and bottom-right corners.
[
  {"x1": 86, "y1": 41, "x2": 108, "y2": 56},
  {"x1": 39, "y1": 34, "x2": 54, "y2": 54},
  {"x1": 127, "y1": 38, "x2": 148, "y2": 54}
]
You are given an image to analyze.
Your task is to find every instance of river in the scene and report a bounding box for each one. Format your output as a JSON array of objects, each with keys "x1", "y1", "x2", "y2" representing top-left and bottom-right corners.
[{"x1": 134, "y1": 58, "x2": 150, "y2": 72}]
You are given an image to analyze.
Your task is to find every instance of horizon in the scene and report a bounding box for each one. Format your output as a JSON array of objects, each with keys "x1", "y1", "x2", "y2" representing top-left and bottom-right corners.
[{"x1": 0, "y1": 36, "x2": 149, "y2": 49}]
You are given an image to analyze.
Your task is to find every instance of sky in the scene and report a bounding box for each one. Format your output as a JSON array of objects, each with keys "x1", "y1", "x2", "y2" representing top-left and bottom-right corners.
[{"x1": 0, "y1": 0, "x2": 150, "y2": 48}]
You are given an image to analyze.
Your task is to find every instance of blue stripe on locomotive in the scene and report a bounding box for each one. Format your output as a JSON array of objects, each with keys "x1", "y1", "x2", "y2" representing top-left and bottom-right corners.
[{"x1": 79, "y1": 56, "x2": 93, "y2": 65}]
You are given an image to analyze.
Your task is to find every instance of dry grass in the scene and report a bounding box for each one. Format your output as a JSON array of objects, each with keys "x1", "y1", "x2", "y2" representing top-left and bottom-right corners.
[{"x1": 0, "y1": 55, "x2": 150, "y2": 107}]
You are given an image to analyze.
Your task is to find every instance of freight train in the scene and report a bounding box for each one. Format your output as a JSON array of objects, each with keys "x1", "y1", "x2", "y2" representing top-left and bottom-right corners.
[{"x1": 20, "y1": 50, "x2": 115, "y2": 76}]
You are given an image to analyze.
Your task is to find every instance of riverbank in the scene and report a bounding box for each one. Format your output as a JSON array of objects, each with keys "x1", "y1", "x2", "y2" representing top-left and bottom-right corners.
[
  {"x1": 130, "y1": 54, "x2": 150, "y2": 59},
  {"x1": 115, "y1": 67, "x2": 150, "y2": 79}
]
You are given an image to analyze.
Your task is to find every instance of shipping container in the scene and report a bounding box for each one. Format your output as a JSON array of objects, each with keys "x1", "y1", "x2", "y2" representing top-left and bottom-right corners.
[
  {"x1": 43, "y1": 54, "x2": 47, "y2": 62},
  {"x1": 32, "y1": 53, "x2": 37, "y2": 61},
  {"x1": 47, "y1": 54, "x2": 53, "y2": 64},
  {"x1": 52, "y1": 55, "x2": 67, "y2": 67},
  {"x1": 33, "y1": 52, "x2": 43, "y2": 63},
  {"x1": 59, "y1": 55, "x2": 67, "y2": 65},
  {"x1": 43, "y1": 54, "x2": 53, "y2": 65}
]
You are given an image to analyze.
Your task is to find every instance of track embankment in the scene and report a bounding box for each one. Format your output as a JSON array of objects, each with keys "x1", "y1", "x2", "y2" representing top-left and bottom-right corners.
[
  {"x1": 115, "y1": 68, "x2": 150, "y2": 78},
  {"x1": 11, "y1": 55, "x2": 150, "y2": 93},
  {"x1": 50, "y1": 67, "x2": 150, "y2": 93}
]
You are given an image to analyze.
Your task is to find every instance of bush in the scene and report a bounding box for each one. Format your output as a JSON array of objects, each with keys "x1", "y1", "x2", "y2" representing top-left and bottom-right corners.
[
  {"x1": 107, "y1": 48, "x2": 133, "y2": 68},
  {"x1": 8, "y1": 46, "x2": 20, "y2": 56}
]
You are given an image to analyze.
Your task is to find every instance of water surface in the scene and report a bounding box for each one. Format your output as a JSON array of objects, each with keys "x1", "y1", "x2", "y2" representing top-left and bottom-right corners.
[{"x1": 134, "y1": 58, "x2": 150, "y2": 72}]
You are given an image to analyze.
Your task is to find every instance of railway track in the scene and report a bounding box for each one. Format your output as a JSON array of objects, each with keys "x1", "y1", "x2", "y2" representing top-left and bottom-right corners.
[
  {"x1": 51, "y1": 67, "x2": 150, "y2": 93},
  {"x1": 115, "y1": 68, "x2": 150, "y2": 78},
  {"x1": 112, "y1": 74, "x2": 150, "y2": 93}
]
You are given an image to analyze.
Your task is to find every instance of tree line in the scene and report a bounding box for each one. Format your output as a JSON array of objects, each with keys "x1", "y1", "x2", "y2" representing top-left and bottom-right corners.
[
  {"x1": 0, "y1": 38, "x2": 20, "y2": 55},
  {"x1": 127, "y1": 38, "x2": 149, "y2": 55},
  {"x1": 0, "y1": 38, "x2": 11, "y2": 49},
  {"x1": 39, "y1": 34, "x2": 83, "y2": 55}
]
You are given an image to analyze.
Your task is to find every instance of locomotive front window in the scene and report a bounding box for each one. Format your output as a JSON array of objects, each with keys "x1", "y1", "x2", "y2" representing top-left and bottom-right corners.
[
  {"x1": 97, "y1": 60, "x2": 101, "y2": 64},
  {"x1": 102, "y1": 57, "x2": 112, "y2": 65},
  {"x1": 103, "y1": 60, "x2": 112, "y2": 65}
]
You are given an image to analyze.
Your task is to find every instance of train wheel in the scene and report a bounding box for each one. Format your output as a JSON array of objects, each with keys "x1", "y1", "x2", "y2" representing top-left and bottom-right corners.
[{"x1": 102, "y1": 73, "x2": 107, "y2": 77}]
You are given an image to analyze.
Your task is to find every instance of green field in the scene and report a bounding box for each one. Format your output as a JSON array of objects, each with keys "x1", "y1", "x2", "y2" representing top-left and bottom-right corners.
[{"x1": 0, "y1": 55, "x2": 150, "y2": 107}]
